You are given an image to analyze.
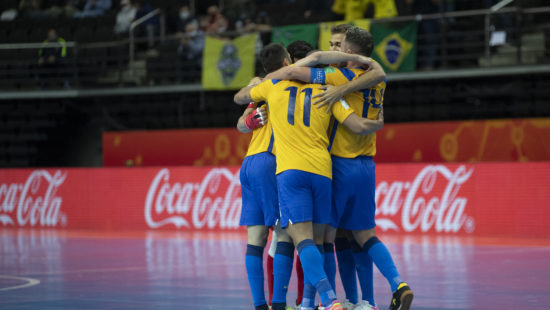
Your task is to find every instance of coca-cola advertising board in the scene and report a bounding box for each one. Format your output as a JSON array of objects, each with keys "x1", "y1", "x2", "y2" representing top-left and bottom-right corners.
[{"x1": 1, "y1": 163, "x2": 549, "y2": 238}]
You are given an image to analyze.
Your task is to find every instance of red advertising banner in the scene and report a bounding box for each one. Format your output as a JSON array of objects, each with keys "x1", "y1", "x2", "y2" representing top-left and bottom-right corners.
[
  {"x1": 1, "y1": 163, "x2": 549, "y2": 238},
  {"x1": 103, "y1": 118, "x2": 550, "y2": 166}
]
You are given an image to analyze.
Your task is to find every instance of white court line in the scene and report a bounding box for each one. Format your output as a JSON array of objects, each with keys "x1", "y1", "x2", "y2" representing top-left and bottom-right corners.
[{"x1": 0, "y1": 275, "x2": 40, "y2": 292}]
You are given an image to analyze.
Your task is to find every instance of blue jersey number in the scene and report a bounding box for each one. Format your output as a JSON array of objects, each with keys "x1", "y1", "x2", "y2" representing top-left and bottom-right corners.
[{"x1": 285, "y1": 86, "x2": 312, "y2": 127}]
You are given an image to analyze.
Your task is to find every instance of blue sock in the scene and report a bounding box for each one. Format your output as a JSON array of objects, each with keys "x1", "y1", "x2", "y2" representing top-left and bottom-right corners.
[
  {"x1": 245, "y1": 244, "x2": 267, "y2": 307},
  {"x1": 323, "y1": 243, "x2": 337, "y2": 294},
  {"x1": 297, "y1": 239, "x2": 336, "y2": 307},
  {"x1": 272, "y1": 242, "x2": 295, "y2": 304},
  {"x1": 335, "y1": 238, "x2": 358, "y2": 304},
  {"x1": 302, "y1": 281, "x2": 316, "y2": 308},
  {"x1": 364, "y1": 237, "x2": 402, "y2": 292},
  {"x1": 352, "y1": 240, "x2": 374, "y2": 305}
]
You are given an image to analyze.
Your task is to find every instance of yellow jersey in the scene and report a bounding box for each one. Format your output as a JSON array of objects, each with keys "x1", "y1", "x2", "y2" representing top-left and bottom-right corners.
[
  {"x1": 245, "y1": 102, "x2": 275, "y2": 157},
  {"x1": 250, "y1": 79, "x2": 354, "y2": 179},
  {"x1": 310, "y1": 66, "x2": 385, "y2": 158}
]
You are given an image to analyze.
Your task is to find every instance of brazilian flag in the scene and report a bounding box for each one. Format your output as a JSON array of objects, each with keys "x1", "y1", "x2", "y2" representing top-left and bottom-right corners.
[
  {"x1": 271, "y1": 24, "x2": 319, "y2": 48},
  {"x1": 202, "y1": 34, "x2": 257, "y2": 90},
  {"x1": 371, "y1": 22, "x2": 417, "y2": 72}
]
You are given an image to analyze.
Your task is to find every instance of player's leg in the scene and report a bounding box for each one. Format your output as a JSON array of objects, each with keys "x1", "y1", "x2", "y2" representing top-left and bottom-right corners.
[
  {"x1": 331, "y1": 156, "x2": 360, "y2": 306},
  {"x1": 267, "y1": 228, "x2": 277, "y2": 306},
  {"x1": 351, "y1": 157, "x2": 413, "y2": 310},
  {"x1": 272, "y1": 224, "x2": 295, "y2": 310},
  {"x1": 278, "y1": 170, "x2": 342, "y2": 310},
  {"x1": 334, "y1": 228, "x2": 359, "y2": 308},
  {"x1": 323, "y1": 226, "x2": 338, "y2": 294},
  {"x1": 295, "y1": 255, "x2": 304, "y2": 307},
  {"x1": 246, "y1": 225, "x2": 270, "y2": 310}
]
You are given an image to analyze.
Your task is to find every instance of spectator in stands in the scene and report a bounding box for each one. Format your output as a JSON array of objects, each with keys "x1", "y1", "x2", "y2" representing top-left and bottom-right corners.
[
  {"x1": 114, "y1": 0, "x2": 137, "y2": 35},
  {"x1": 205, "y1": 5, "x2": 228, "y2": 35},
  {"x1": 176, "y1": 4, "x2": 196, "y2": 33},
  {"x1": 18, "y1": 0, "x2": 43, "y2": 19},
  {"x1": 176, "y1": 20, "x2": 204, "y2": 82},
  {"x1": 406, "y1": 0, "x2": 441, "y2": 70},
  {"x1": 64, "y1": 0, "x2": 86, "y2": 17},
  {"x1": 331, "y1": 0, "x2": 369, "y2": 21},
  {"x1": 371, "y1": 0, "x2": 398, "y2": 18},
  {"x1": 35, "y1": 28, "x2": 69, "y2": 89},
  {"x1": 74, "y1": 0, "x2": 111, "y2": 18},
  {"x1": 135, "y1": 0, "x2": 160, "y2": 51}
]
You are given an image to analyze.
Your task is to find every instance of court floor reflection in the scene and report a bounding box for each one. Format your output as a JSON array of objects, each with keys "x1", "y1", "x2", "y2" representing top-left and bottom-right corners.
[{"x1": 1, "y1": 229, "x2": 549, "y2": 310}]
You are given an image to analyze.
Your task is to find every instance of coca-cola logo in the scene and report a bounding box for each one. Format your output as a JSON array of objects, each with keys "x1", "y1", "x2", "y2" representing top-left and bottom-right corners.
[
  {"x1": 375, "y1": 165, "x2": 475, "y2": 233},
  {"x1": 145, "y1": 168, "x2": 242, "y2": 229},
  {"x1": 0, "y1": 170, "x2": 67, "y2": 227}
]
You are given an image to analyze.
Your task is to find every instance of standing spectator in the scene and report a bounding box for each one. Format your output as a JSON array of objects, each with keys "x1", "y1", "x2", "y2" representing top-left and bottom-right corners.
[
  {"x1": 176, "y1": 20, "x2": 204, "y2": 82},
  {"x1": 135, "y1": 0, "x2": 159, "y2": 51},
  {"x1": 176, "y1": 5, "x2": 196, "y2": 33},
  {"x1": 35, "y1": 29, "x2": 69, "y2": 89},
  {"x1": 114, "y1": 0, "x2": 137, "y2": 35},
  {"x1": 331, "y1": 0, "x2": 369, "y2": 21},
  {"x1": 406, "y1": 0, "x2": 441, "y2": 70},
  {"x1": 205, "y1": 5, "x2": 228, "y2": 35},
  {"x1": 74, "y1": 0, "x2": 111, "y2": 18}
]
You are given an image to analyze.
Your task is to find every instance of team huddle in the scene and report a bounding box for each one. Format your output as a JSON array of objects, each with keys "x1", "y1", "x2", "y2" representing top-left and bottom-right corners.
[{"x1": 234, "y1": 25, "x2": 413, "y2": 310}]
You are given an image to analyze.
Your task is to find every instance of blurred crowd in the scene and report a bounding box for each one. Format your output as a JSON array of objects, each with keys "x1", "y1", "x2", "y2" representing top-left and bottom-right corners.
[{"x1": 1, "y1": 0, "x2": 547, "y2": 88}]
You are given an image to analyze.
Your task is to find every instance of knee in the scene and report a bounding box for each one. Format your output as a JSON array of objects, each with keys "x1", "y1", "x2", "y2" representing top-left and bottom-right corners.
[
  {"x1": 352, "y1": 228, "x2": 377, "y2": 246},
  {"x1": 247, "y1": 227, "x2": 269, "y2": 247}
]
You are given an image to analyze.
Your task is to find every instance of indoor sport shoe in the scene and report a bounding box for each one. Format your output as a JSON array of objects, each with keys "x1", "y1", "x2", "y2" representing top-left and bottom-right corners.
[
  {"x1": 353, "y1": 300, "x2": 378, "y2": 310},
  {"x1": 325, "y1": 301, "x2": 344, "y2": 310},
  {"x1": 389, "y1": 282, "x2": 413, "y2": 310},
  {"x1": 340, "y1": 300, "x2": 354, "y2": 310}
]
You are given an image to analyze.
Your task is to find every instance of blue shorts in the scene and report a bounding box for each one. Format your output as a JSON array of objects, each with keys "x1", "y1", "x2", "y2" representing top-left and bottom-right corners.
[
  {"x1": 239, "y1": 152, "x2": 279, "y2": 227},
  {"x1": 332, "y1": 156, "x2": 376, "y2": 230},
  {"x1": 277, "y1": 169, "x2": 333, "y2": 228}
]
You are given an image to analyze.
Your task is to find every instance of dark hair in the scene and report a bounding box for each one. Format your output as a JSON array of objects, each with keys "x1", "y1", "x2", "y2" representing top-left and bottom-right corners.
[
  {"x1": 331, "y1": 23, "x2": 352, "y2": 35},
  {"x1": 287, "y1": 40, "x2": 313, "y2": 62},
  {"x1": 260, "y1": 43, "x2": 289, "y2": 73},
  {"x1": 344, "y1": 26, "x2": 374, "y2": 57}
]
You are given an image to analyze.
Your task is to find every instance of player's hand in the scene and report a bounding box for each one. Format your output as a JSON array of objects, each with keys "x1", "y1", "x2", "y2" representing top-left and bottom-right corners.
[
  {"x1": 375, "y1": 106, "x2": 384, "y2": 129},
  {"x1": 244, "y1": 106, "x2": 267, "y2": 130},
  {"x1": 313, "y1": 84, "x2": 344, "y2": 113},
  {"x1": 247, "y1": 76, "x2": 263, "y2": 86},
  {"x1": 357, "y1": 55, "x2": 374, "y2": 70}
]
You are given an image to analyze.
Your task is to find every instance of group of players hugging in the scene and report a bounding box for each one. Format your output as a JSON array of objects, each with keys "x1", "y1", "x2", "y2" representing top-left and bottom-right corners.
[{"x1": 234, "y1": 24, "x2": 413, "y2": 310}]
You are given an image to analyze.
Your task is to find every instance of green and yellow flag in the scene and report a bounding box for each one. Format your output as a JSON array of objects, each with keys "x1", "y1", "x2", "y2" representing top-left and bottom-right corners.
[
  {"x1": 318, "y1": 19, "x2": 371, "y2": 52},
  {"x1": 271, "y1": 24, "x2": 319, "y2": 48},
  {"x1": 371, "y1": 22, "x2": 417, "y2": 72},
  {"x1": 202, "y1": 34, "x2": 257, "y2": 90}
]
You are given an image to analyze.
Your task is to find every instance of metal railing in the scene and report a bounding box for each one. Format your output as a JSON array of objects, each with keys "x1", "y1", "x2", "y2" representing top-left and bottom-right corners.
[
  {"x1": 0, "y1": 5, "x2": 549, "y2": 94},
  {"x1": 129, "y1": 8, "x2": 166, "y2": 76}
]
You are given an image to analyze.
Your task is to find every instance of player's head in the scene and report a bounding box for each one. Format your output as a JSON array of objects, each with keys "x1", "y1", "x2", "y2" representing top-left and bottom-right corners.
[
  {"x1": 260, "y1": 43, "x2": 291, "y2": 73},
  {"x1": 330, "y1": 24, "x2": 351, "y2": 51},
  {"x1": 342, "y1": 26, "x2": 374, "y2": 57},
  {"x1": 287, "y1": 40, "x2": 313, "y2": 63}
]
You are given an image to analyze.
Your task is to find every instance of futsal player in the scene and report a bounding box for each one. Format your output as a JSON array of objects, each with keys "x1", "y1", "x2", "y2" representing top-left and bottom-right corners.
[
  {"x1": 235, "y1": 43, "x2": 383, "y2": 310},
  {"x1": 262, "y1": 27, "x2": 414, "y2": 310},
  {"x1": 237, "y1": 99, "x2": 278, "y2": 310}
]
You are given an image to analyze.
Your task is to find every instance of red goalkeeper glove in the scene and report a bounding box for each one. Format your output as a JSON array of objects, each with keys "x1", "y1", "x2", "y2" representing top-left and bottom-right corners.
[{"x1": 244, "y1": 107, "x2": 266, "y2": 130}]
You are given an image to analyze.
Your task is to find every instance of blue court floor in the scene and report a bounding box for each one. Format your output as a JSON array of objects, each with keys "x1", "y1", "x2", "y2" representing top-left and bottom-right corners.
[{"x1": 1, "y1": 229, "x2": 549, "y2": 310}]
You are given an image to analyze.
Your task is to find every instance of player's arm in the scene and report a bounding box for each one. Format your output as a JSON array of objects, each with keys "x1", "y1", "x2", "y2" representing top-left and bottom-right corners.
[
  {"x1": 333, "y1": 100, "x2": 384, "y2": 135},
  {"x1": 293, "y1": 51, "x2": 374, "y2": 68},
  {"x1": 234, "y1": 77, "x2": 264, "y2": 105},
  {"x1": 313, "y1": 61, "x2": 386, "y2": 111},
  {"x1": 264, "y1": 66, "x2": 311, "y2": 83},
  {"x1": 342, "y1": 109, "x2": 384, "y2": 135},
  {"x1": 237, "y1": 103, "x2": 267, "y2": 133}
]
